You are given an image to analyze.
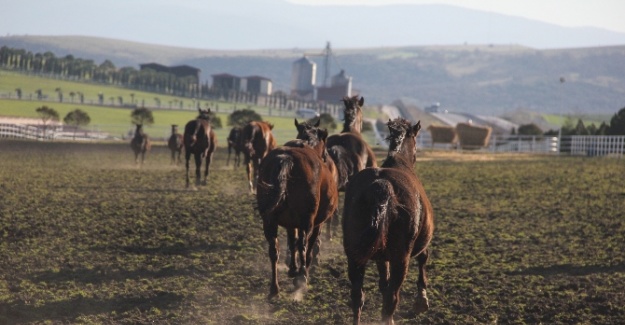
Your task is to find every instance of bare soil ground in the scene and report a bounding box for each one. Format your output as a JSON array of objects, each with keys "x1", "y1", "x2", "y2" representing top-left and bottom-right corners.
[{"x1": 1, "y1": 140, "x2": 624, "y2": 324}]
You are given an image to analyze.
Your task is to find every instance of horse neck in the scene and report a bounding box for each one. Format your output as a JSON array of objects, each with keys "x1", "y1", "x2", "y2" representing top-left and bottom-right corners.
[
  {"x1": 195, "y1": 119, "x2": 210, "y2": 136},
  {"x1": 382, "y1": 150, "x2": 415, "y2": 170},
  {"x1": 342, "y1": 113, "x2": 362, "y2": 133}
]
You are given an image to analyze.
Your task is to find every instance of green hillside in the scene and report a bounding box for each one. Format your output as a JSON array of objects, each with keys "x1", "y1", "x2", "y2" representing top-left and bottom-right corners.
[{"x1": 0, "y1": 71, "x2": 380, "y2": 144}]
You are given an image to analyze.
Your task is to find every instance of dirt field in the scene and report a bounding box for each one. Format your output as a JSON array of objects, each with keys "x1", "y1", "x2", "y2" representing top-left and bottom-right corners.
[{"x1": 1, "y1": 140, "x2": 624, "y2": 324}]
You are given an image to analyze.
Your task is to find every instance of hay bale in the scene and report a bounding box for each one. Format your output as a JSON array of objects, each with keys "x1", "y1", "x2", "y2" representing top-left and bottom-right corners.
[
  {"x1": 456, "y1": 123, "x2": 492, "y2": 149},
  {"x1": 427, "y1": 125, "x2": 457, "y2": 145}
]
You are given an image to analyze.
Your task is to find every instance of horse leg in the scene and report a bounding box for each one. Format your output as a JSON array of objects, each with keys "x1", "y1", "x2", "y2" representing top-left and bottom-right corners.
[
  {"x1": 263, "y1": 218, "x2": 280, "y2": 299},
  {"x1": 185, "y1": 151, "x2": 191, "y2": 188},
  {"x1": 294, "y1": 227, "x2": 309, "y2": 289},
  {"x1": 286, "y1": 228, "x2": 298, "y2": 278},
  {"x1": 194, "y1": 153, "x2": 202, "y2": 186},
  {"x1": 246, "y1": 161, "x2": 255, "y2": 194},
  {"x1": 376, "y1": 260, "x2": 390, "y2": 294},
  {"x1": 347, "y1": 258, "x2": 366, "y2": 325},
  {"x1": 381, "y1": 256, "x2": 409, "y2": 325},
  {"x1": 414, "y1": 249, "x2": 430, "y2": 314},
  {"x1": 202, "y1": 152, "x2": 212, "y2": 186},
  {"x1": 308, "y1": 225, "x2": 322, "y2": 267}
]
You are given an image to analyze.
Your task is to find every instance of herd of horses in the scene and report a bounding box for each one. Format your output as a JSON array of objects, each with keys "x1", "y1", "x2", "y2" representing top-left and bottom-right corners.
[{"x1": 128, "y1": 96, "x2": 434, "y2": 324}]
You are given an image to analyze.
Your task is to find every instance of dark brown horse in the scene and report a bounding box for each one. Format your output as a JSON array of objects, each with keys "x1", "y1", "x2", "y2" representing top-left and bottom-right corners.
[
  {"x1": 130, "y1": 124, "x2": 151, "y2": 166},
  {"x1": 183, "y1": 108, "x2": 217, "y2": 188},
  {"x1": 343, "y1": 118, "x2": 434, "y2": 325},
  {"x1": 256, "y1": 119, "x2": 338, "y2": 299},
  {"x1": 168, "y1": 124, "x2": 184, "y2": 165},
  {"x1": 325, "y1": 95, "x2": 377, "y2": 238},
  {"x1": 241, "y1": 120, "x2": 276, "y2": 194},
  {"x1": 226, "y1": 126, "x2": 243, "y2": 168}
]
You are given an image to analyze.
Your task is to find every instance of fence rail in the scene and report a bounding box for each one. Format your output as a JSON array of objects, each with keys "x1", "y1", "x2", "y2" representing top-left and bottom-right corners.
[{"x1": 2, "y1": 121, "x2": 624, "y2": 158}]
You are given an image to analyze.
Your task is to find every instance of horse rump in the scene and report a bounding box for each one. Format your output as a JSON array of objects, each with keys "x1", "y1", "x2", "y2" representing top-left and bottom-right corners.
[
  {"x1": 256, "y1": 153, "x2": 293, "y2": 218},
  {"x1": 344, "y1": 178, "x2": 395, "y2": 265}
]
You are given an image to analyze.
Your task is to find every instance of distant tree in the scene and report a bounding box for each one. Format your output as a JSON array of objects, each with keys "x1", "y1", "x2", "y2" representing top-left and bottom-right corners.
[
  {"x1": 518, "y1": 123, "x2": 543, "y2": 136},
  {"x1": 35, "y1": 89, "x2": 43, "y2": 100},
  {"x1": 362, "y1": 120, "x2": 373, "y2": 132},
  {"x1": 15, "y1": 88, "x2": 22, "y2": 99},
  {"x1": 36, "y1": 105, "x2": 60, "y2": 138},
  {"x1": 69, "y1": 91, "x2": 76, "y2": 103},
  {"x1": 228, "y1": 109, "x2": 262, "y2": 127},
  {"x1": 597, "y1": 122, "x2": 609, "y2": 135},
  {"x1": 208, "y1": 110, "x2": 223, "y2": 129},
  {"x1": 309, "y1": 113, "x2": 337, "y2": 131},
  {"x1": 574, "y1": 119, "x2": 589, "y2": 135},
  {"x1": 131, "y1": 107, "x2": 154, "y2": 126},
  {"x1": 54, "y1": 87, "x2": 63, "y2": 102},
  {"x1": 63, "y1": 109, "x2": 91, "y2": 140},
  {"x1": 607, "y1": 107, "x2": 625, "y2": 135}
]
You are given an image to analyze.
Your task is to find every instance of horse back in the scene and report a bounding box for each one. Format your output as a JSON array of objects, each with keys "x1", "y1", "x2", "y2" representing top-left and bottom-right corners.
[
  {"x1": 258, "y1": 146, "x2": 338, "y2": 228},
  {"x1": 344, "y1": 167, "x2": 432, "y2": 258}
]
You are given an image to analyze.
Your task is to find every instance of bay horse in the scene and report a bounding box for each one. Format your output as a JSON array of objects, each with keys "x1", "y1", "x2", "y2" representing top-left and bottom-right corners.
[
  {"x1": 130, "y1": 123, "x2": 151, "y2": 166},
  {"x1": 183, "y1": 108, "x2": 217, "y2": 188},
  {"x1": 241, "y1": 120, "x2": 276, "y2": 194},
  {"x1": 343, "y1": 118, "x2": 434, "y2": 325},
  {"x1": 226, "y1": 126, "x2": 242, "y2": 168},
  {"x1": 325, "y1": 95, "x2": 377, "y2": 239},
  {"x1": 168, "y1": 124, "x2": 184, "y2": 165},
  {"x1": 256, "y1": 119, "x2": 338, "y2": 299}
]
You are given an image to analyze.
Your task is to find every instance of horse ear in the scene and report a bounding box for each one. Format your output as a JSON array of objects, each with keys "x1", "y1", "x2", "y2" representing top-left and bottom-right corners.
[
  {"x1": 197, "y1": 108, "x2": 202, "y2": 114},
  {"x1": 412, "y1": 121, "x2": 422, "y2": 135},
  {"x1": 319, "y1": 128, "x2": 328, "y2": 141},
  {"x1": 207, "y1": 108, "x2": 211, "y2": 114},
  {"x1": 294, "y1": 119, "x2": 300, "y2": 127},
  {"x1": 358, "y1": 96, "x2": 364, "y2": 107},
  {"x1": 269, "y1": 123, "x2": 274, "y2": 130},
  {"x1": 314, "y1": 118, "x2": 320, "y2": 127}
]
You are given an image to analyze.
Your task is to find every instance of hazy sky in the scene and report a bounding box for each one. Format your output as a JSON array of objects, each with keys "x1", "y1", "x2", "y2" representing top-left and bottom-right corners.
[{"x1": 288, "y1": 0, "x2": 625, "y2": 33}]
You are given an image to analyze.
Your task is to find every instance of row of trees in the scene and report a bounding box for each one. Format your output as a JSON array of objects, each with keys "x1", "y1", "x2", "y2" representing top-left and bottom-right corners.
[
  {"x1": 512, "y1": 107, "x2": 625, "y2": 137},
  {"x1": 1, "y1": 46, "x2": 199, "y2": 96}
]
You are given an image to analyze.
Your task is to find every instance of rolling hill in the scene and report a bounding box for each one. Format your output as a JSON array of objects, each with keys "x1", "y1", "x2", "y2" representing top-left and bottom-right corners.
[{"x1": 1, "y1": 35, "x2": 625, "y2": 117}]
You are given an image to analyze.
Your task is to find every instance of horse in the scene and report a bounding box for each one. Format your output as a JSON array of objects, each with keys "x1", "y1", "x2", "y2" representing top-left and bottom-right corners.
[
  {"x1": 183, "y1": 108, "x2": 217, "y2": 188},
  {"x1": 342, "y1": 118, "x2": 434, "y2": 325},
  {"x1": 240, "y1": 120, "x2": 276, "y2": 194},
  {"x1": 226, "y1": 126, "x2": 243, "y2": 168},
  {"x1": 325, "y1": 95, "x2": 377, "y2": 239},
  {"x1": 256, "y1": 118, "x2": 338, "y2": 299},
  {"x1": 130, "y1": 123, "x2": 151, "y2": 166},
  {"x1": 168, "y1": 124, "x2": 184, "y2": 165}
]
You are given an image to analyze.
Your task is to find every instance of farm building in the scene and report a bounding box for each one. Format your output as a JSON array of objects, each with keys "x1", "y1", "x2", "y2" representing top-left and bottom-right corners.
[
  {"x1": 211, "y1": 73, "x2": 273, "y2": 95},
  {"x1": 316, "y1": 69, "x2": 353, "y2": 102}
]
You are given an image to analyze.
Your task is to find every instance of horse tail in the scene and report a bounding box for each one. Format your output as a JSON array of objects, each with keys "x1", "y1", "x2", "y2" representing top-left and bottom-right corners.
[
  {"x1": 327, "y1": 146, "x2": 349, "y2": 191},
  {"x1": 257, "y1": 154, "x2": 293, "y2": 218},
  {"x1": 352, "y1": 179, "x2": 394, "y2": 265}
]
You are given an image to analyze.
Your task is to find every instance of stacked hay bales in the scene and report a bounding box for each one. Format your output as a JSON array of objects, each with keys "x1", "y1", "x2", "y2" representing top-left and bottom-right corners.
[
  {"x1": 427, "y1": 125, "x2": 457, "y2": 147},
  {"x1": 456, "y1": 122, "x2": 492, "y2": 149}
]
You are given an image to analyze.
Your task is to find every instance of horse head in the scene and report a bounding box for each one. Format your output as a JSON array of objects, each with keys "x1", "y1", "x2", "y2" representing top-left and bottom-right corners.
[
  {"x1": 386, "y1": 118, "x2": 421, "y2": 165},
  {"x1": 341, "y1": 95, "x2": 364, "y2": 133},
  {"x1": 294, "y1": 118, "x2": 329, "y2": 159}
]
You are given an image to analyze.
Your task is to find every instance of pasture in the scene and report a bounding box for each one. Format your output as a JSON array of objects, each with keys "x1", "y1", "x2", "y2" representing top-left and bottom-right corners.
[{"x1": 0, "y1": 139, "x2": 624, "y2": 324}]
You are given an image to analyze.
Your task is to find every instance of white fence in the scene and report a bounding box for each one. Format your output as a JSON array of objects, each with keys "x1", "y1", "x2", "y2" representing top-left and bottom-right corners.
[
  {"x1": 2, "y1": 121, "x2": 624, "y2": 158},
  {"x1": 415, "y1": 133, "x2": 624, "y2": 158}
]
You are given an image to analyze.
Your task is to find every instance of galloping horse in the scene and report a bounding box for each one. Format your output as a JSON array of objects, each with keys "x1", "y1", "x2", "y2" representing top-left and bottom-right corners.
[
  {"x1": 241, "y1": 121, "x2": 276, "y2": 194},
  {"x1": 130, "y1": 123, "x2": 151, "y2": 166},
  {"x1": 256, "y1": 119, "x2": 338, "y2": 298},
  {"x1": 183, "y1": 108, "x2": 217, "y2": 188},
  {"x1": 168, "y1": 124, "x2": 184, "y2": 165},
  {"x1": 226, "y1": 126, "x2": 242, "y2": 168},
  {"x1": 325, "y1": 95, "x2": 377, "y2": 238},
  {"x1": 342, "y1": 118, "x2": 434, "y2": 325}
]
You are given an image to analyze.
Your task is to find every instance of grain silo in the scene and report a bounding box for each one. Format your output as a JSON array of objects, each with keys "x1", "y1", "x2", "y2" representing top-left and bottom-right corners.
[{"x1": 291, "y1": 56, "x2": 316, "y2": 99}]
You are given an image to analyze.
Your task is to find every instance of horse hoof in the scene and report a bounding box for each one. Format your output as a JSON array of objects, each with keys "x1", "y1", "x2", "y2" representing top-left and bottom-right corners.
[
  {"x1": 414, "y1": 294, "x2": 429, "y2": 314},
  {"x1": 201, "y1": 180, "x2": 207, "y2": 186},
  {"x1": 293, "y1": 275, "x2": 308, "y2": 289},
  {"x1": 268, "y1": 288, "x2": 279, "y2": 300}
]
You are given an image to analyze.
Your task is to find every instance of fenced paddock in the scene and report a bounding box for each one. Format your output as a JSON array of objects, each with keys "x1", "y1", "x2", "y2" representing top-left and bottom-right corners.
[
  {"x1": 2, "y1": 121, "x2": 624, "y2": 158},
  {"x1": 1, "y1": 140, "x2": 624, "y2": 324}
]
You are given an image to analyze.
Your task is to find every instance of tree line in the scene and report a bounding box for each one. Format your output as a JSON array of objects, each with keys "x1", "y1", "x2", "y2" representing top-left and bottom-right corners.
[{"x1": 0, "y1": 46, "x2": 198, "y2": 96}]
